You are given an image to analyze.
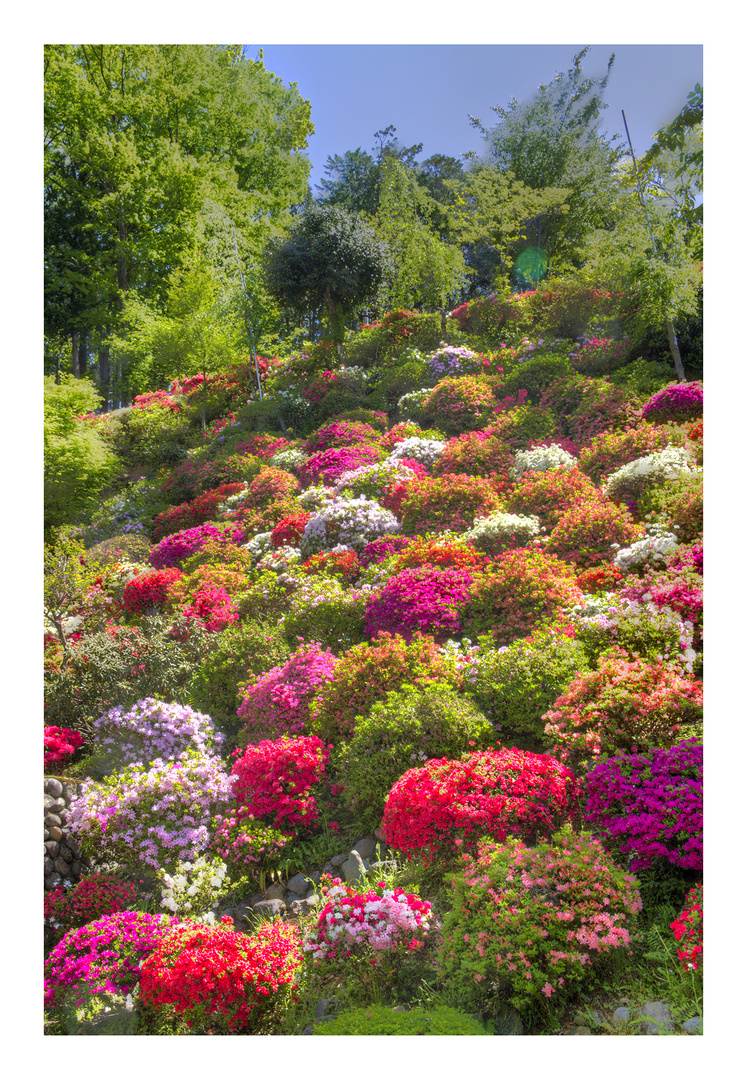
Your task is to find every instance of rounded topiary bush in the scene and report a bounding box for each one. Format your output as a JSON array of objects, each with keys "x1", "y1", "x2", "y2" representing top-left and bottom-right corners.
[
  {"x1": 236, "y1": 642, "x2": 338, "y2": 744},
  {"x1": 364, "y1": 564, "x2": 475, "y2": 643},
  {"x1": 89, "y1": 698, "x2": 224, "y2": 774},
  {"x1": 335, "y1": 681, "x2": 494, "y2": 832},
  {"x1": 641, "y1": 381, "x2": 703, "y2": 424},
  {"x1": 316, "y1": 1004, "x2": 489, "y2": 1036},
  {"x1": 439, "y1": 825, "x2": 642, "y2": 1018},
  {"x1": 422, "y1": 375, "x2": 497, "y2": 434},
  {"x1": 230, "y1": 734, "x2": 329, "y2": 837},
  {"x1": 382, "y1": 746, "x2": 582, "y2": 867},
  {"x1": 499, "y1": 350, "x2": 574, "y2": 403},
  {"x1": 546, "y1": 500, "x2": 643, "y2": 567}
]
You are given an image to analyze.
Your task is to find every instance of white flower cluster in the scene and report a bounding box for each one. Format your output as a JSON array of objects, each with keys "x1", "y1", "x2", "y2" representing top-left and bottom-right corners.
[
  {"x1": 256, "y1": 545, "x2": 302, "y2": 573},
  {"x1": 242, "y1": 531, "x2": 274, "y2": 560},
  {"x1": 462, "y1": 511, "x2": 541, "y2": 552},
  {"x1": 614, "y1": 530, "x2": 679, "y2": 572},
  {"x1": 513, "y1": 443, "x2": 577, "y2": 478},
  {"x1": 297, "y1": 485, "x2": 334, "y2": 511},
  {"x1": 333, "y1": 459, "x2": 419, "y2": 500},
  {"x1": 270, "y1": 447, "x2": 309, "y2": 472},
  {"x1": 397, "y1": 388, "x2": 433, "y2": 418},
  {"x1": 604, "y1": 446, "x2": 697, "y2": 503},
  {"x1": 389, "y1": 435, "x2": 446, "y2": 468},
  {"x1": 159, "y1": 854, "x2": 228, "y2": 918},
  {"x1": 300, "y1": 495, "x2": 400, "y2": 558},
  {"x1": 216, "y1": 483, "x2": 250, "y2": 517}
]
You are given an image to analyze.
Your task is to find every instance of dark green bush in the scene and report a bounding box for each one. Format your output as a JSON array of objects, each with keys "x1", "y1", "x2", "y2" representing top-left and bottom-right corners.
[
  {"x1": 86, "y1": 533, "x2": 153, "y2": 569},
  {"x1": 499, "y1": 351, "x2": 573, "y2": 405},
  {"x1": 315, "y1": 1004, "x2": 489, "y2": 1035},
  {"x1": 335, "y1": 682, "x2": 494, "y2": 832}
]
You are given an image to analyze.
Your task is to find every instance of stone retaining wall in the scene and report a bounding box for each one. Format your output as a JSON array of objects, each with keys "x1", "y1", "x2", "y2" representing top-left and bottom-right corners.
[{"x1": 44, "y1": 777, "x2": 90, "y2": 891}]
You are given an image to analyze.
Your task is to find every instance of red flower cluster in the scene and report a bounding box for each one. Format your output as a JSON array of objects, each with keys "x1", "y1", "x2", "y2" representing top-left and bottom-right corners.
[
  {"x1": 382, "y1": 746, "x2": 581, "y2": 866},
  {"x1": 301, "y1": 548, "x2": 360, "y2": 585},
  {"x1": 122, "y1": 568, "x2": 183, "y2": 614},
  {"x1": 271, "y1": 511, "x2": 311, "y2": 549},
  {"x1": 44, "y1": 726, "x2": 85, "y2": 772},
  {"x1": 231, "y1": 734, "x2": 329, "y2": 833},
  {"x1": 45, "y1": 873, "x2": 136, "y2": 934},
  {"x1": 671, "y1": 883, "x2": 703, "y2": 972}
]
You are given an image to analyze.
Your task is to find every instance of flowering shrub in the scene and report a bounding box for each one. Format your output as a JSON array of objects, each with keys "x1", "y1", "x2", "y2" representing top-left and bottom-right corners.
[
  {"x1": 380, "y1": 420, "x2": 428, "y2": 449},
  {"x1": 388, "y1": 535, "x2": 484, "y2": 574},
  {"x1": 433, "y1": 429, "x2": 514, "y2": 480},
  {"x1": 506, "y1": 466, "x2": 603, "y2": 531},
  {"x1": 210, "y1": 814, "x2": 291, "y2": 878},
  {"x1": 642, "y1": 381, "x2": 703, "y2": 424},
  {"x1": 400, "y1": 473, "x2": 502, "y2": 535},
  {"x1": 469, "y1": 629, "x2": 589, "y2": 751},
  {"x1": 613, "y1": 528, "x2": 679, "y2": 572},
  {"x1": 45, "y1": 873, "x2": 137, "y2": 937},
  {"x1": 563, "y1": 381, "x2": 643, "y2": 449},
  {"x1": 638, "y1": 472, "x2": 703, "y2": 544},
  {"x1": 44, "y1": 910, "x2": 179, "y2": 1011},
  {"x1": 461, "y1": 510, "x2": 541, "y2": 555},
  {"x1": 359, "y1": 534, "x2": 413, "y2": 569},
  {"x1": 44, "y1": 726, "x2": 85, "y2": 772},
  {"x1": 280, "y1": 577, "x2": 369, "y2": 652},
  {"x1": 149, "y1": 523, "x2": 245, "y2": 570},
  {"x1": 91, "y1": 699, "x2": 224, "y2": 773},
  {"x1": 364, "y1": 565, "x2": 474, "y2": 643},
  {"x1": 464, "y1": 547, "x2": 582, "y2": 646},
  {"x1": 575, "y1": 563, "x2": 624, "y2": 594},
  {"x1": 181, "y1": 584, "x2": 240, "y2": 633},
  {"x1": 382, "y1": 747, "x2": 581, "y2": 867},
  {"x1": 422, "y1": 375, "x2": 499, "y2": 434},
  {"x1": 157, "y1": 855, "x2": 228, "y2": 917},
  {"x1": 122, "y1": 567, "x2": 183, "y2": 614},
  {"x1": 236, "y1": 432, "x2": 290, "y2": 459},
  {"x1": 269, "y1": 447, "x2": 309, "y2": 473},
  {"x1": 619, "y1": 563, "x2": 703, "y2": 647},
  {"x1": 270, "y1": 511, "x2": 311, "y2": 548},
  {"x1": 543, "y1": 650, "x2": 703, "y2": 767},
  {"x1": 603, "y1": 446, "x2": 697, "y2": 507},
  {"x1": 299, "y1": 445, "x2": 385, "y2": 487},
  {"x1": 236, "y1": 642, "x2": 338, "y2": 743},
  {"x1": 583, "y1": 738, "x2": 702, "y2": 872},
  {"x1": 300, "y1": 495, "x2": 400, "y2": 557},
  {"x1": 514, "y1": 442, "x2": 577, "y2": 478},
  {"x1": 498, "y1": 350, "x2": 573, "y2": 404},
  {"x1": 489, "y1": 403, "x2": 559, "y2": 451},
  {"x1": 300, "y1": 547, "x2": 360, "y2": 585},
  {"x1": 151, "y1": 502, "x2": 197, "y2": 541},
  {"x1": 546, "y1": 500, "x2": 643, "y2": 568},
  {"x1": 336, "y1": 682, "x2": 493, "y2": 832},
  {"x1": 304, "y1": 420, "x2": 382, "y2": 453},
  {"x1": 388, "y1": 434, "x2": 446, "y2": 469},
  {"x1": 577, "y1": 424, "x2": 687, "y2": 485},
  {"x1": 426, "y1": 344, "x2": 485, "y2": 380},
  {"x1": 158, "y1": 455, "x2": 263, "y2": 506},
  {"x1": 569, "y1": 336, "x2": 633, "y2": 375},
  {"x1": 570, "y1": 596, "x2": 696, "y2": 672},
  {"x1": 68, "y1": 750, "x2": 234, "y2": 873},
  {"x1": 231, "y1": 734, "x2": 329, "y2": 835},
  {"x1": 140, "y1": 919, "x2": 302, "y2": 1034},
  {"x1": 309, "y1": 632, "x2": 456, "y2": 744},
  {"x1": 334, "y1": 458, "x2": 426, "y2": 502},
  {"x1": 671, "y1": 884, "x2": 703, "y2": 973},
  {"x1": 439, "y1": 825, "x2": 641, "y2": 1016}
]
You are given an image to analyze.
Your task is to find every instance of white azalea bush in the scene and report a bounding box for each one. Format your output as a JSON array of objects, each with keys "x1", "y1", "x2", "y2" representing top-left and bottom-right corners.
[
  {"x1": 388, "y1": 434, "x2": 446, "y2": 469},
  {"x1": 242, "y1": 531, "x2": 274, "y2": 561},
  {"x1": 300, "y1": 495, "x2": 400, "y2": 558},
  {"x1": 256, "y1": 545, "x2": 302, "y2": 573},
  {"x1": 570, "y1": 596, "x2": 697, "y2": 673},
  {"x1": 614, "y1": 527, "x2": 680, "y2": 572},
  {"x1": 604, "y1": 446, "x2": 698, "y2": 506},
  {"x1": 158, "y1": 855, "x2": 228, "y2": 919},
  {"x1": 270, "y1": 447, "x2": 309, "y2": 473},
  {"x1": 333, "y1": 459, "x2": 422, "y2": 501},
  {"x1": 397, "y1": 388, "x2": 433, "y2": 421},
  {"x1": 297, "y1": 484, "x2": 334, "y2": 511},
  {"x1": 513, "y1": 443, "x2": 577, "y2": 478},
  {"x1": 461, "y1": 511, "x2": 542, "y2": 555}
]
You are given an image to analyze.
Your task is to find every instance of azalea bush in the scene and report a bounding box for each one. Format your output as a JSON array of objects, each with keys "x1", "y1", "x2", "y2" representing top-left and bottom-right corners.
[
  {"x1": 89, "y1": 698, "x2": 224, "y2": 774},
  {"x1": 280, "y1": 577, "x2": 369, "y2": 652},
  {"x1": 583, "y1": 738, "x2": 703, "y2": 873},
  {"x1": 149, "y1": 523, "x2": 245, "y2": 570},
  {"x1": 304, "y1": 419, "x2": 382, "y2": 453},
  {"x1": 577, "y1": 424, "x2": 687, "y2": 485},
  {"x1": 45, "y1": 872, "x2": 137, "y2": 940},
  {"x1": 570, "y1": 595, "x2": 696, "y2": 672},
  {"x1": 439, "y1": 825, "x2": 641, "y2": 1017},
  {"x1": 157, "y1": 855, "x2": 228, "y2": 918},
  {"x1": 400, "y1": 473, "x2": 502, "y2": 535},
  {"x1": 569, "y1": 336, "x2": 633, "y2": 376},
  {"x1": 603, "y1": 446, "x2": 697, "y2": 509},
  {"x1": 382, "y1": 746, "x2": 582, "y2": 867},
  {"x1": 210, "y1": 813, "x2": 291, "y2": 879},
  {"x1": 637, "y1": 471, "x2": 703, "y2": 544},
  {"x1": 364, "y1": 564, "x2": 474, "y2": 643},
  {"x1": 546, "y1": 500, "x2": 643, "y2": 567},
  {"x1": 123, "y1": 567, "x2": 183, "y2": 614},
  {"x1": 433, "y1": 428, "x2": 514, "y2": 481},
  {"x1": 44, "y1": 725, "x2": 85, "y2": 772},
  {"x1": 671, "y1": 883, "x2": 703, "y2": 973},
  {"x1": 300, "y1": 495, "x2": 400, "y2": 558},
  {"x1": 300, "y1": 547, "x2": 360, "y2": 586},
  {"x1": 236, "y1": 642, "x2": 339, "y2": 743},
  {"x1": 140, "y1": 919, "x2": 302, "y2": 1034},
  {"x1": 642, "y1": 382, "x2": 703, "y2": 424},
  {"x1": 421, "y1": 375, "x2": 498, "y2": 435},
  {"x1": 462, "y1": 510, "x2": 541, "y2": 555},
  {"x1": 514, "y1": 442, "x2": 577, "y2": 478},
  {"x1": 506, "y1": 466, "x2": 603, "y2": 530},
  {"x1": 299, "y1": 445, "x2": 386, "y2": 487},
  {"x1": 230, "y1": 734, "x2": 329, "y2": 837}
]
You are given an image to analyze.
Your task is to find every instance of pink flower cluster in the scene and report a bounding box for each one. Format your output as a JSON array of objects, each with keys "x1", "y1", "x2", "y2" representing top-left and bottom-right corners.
[
  {"x1": 237, "y1": 643, "x2": 339, "y2": 741},
  {"x1": 231, "y1": 734, "x2": 329, "y2": 834},
  {"x1": 149, "y1": 523, "x2": 245, "y2": 569},
  {"x1": 642, "y1": 381, "x2": 703, "y2": 423},
  {"x1": 299, "y1": 445, "x2": 384, "y2": 487},
  {"x1": 364, "y1": 565, "x2": 474, "y2": 643},
  {"x1": 45, "y1": 726, "x2": 85, "y2": 772},
  {"x1": 181, "y1": 584, "x2": 239, "y2": 633}
]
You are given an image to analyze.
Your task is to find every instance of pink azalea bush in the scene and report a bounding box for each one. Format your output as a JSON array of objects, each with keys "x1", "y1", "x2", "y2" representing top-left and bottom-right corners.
[
  {"x1": 45, "y1": 726, "x2": 85, "y2": 772},
  {"x1": 642, "y1": 381, "x2": 703, "y2": 424},
  {"x1": 149, "y1": 523, "x2": 245, "y2": 569},
  {"x1": 236, "y1": 642, "x2": 339, "y2": 743},
  {"x1": 364, "y1": 565, "x2": 474, "y2": 643}
]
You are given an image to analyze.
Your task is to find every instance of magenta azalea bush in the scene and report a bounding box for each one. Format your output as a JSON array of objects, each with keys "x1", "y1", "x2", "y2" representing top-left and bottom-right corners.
[
  {"x1": 149, "y1": 523, "x2": 245, "y2": 569},
  {"x1": 364, "y1": 564, "x2": 474, "y2": 643},
  {"x1": 236, "y1": 642, "x2": 339, "y2": 742},
  {"x1": 583, "y1": 738, "x2": 703, "y2": 872},
  {"x1": 642, "y1": 381, "x2": 703, "y2": 424}
]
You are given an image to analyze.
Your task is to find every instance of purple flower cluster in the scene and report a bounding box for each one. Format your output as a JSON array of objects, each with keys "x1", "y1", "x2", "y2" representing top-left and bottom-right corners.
[
  {"x1": 304, "y1": 420, "x2": 381, "y2": 453},
  {"x1": 92, "y1": 698, "x2": 224, "y2": 772},
  {"x1": 68, "y1": 750, "x2": 235, "y2": 873},
  {"x1": 299, "y1": 445, "x2": 385, "y2": 487},
  {"x1": 237, "y1": 642, "x2": 339, "y2": 740},
  {"x1": 149, "y1": 522, "x2": 245, "y2": 569},
  {"x1": 583, "y1": 738, "x2": 703, "y2": 872},
  {"x1": 364, "y1": 565, "x2": 474, "y2": 643},
  {"x1": 359, "y1": 534, "x2": 413, "y2": 568},
  {"x1": 427, "y1": 344, "x2": 484, "y2": 380},
  {"x1": 44, "y1": 911, "x2": 179, "y2": 1010},
  {"x1": 642, "y1": 381, "x2": 703, "y2": 423}
]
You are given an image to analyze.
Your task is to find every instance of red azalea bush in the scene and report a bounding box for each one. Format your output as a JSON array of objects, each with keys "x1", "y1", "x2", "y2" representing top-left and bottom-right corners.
[
  {"x1": 388, "y1": 535, "x2": 485, "y2": 574},
  {"x1": 304, "y1": 420, "x2": 383, "y2": 453},
  {"x1": 577, "y1": 424, "x2": 688, "y2": 485},
  {"x1": 464, "y1": 547, "x2": 582, "y2": 646},
  {"x1": 583, "y1": 738, "x2": 703, "y2": 873},
  {"x1": 379, "y1": 462, "x2": 429, "y2": 518},
  {"x1": 433, "y1": 429, "x2": 515, "y2": 481},
  {"x1": 45, "y1": 873, "x2": 137, "y2": 937},
  {"x1": 642, "y1": 382, "x2": 703, "y2": 424},
  {"x1": 309, "y1": 632, "x2": 456, "y2": 744},
  {"x1": 546, "y1": 501, "x2": 643, "y2": 567},
  {"x1": 543, "y1": 650, "x2": 704, "y2": 767},
  {"x1": 299, "y1": 445, "x2": 385, "y2": 487},
  {"x1": 364, "y1": 565, "x2": 475, "y2": 643},
  {"x1": 271, "y1": 511, "x2": 311, "y2": 549},
  {"x1": 671, "y1": 884, "x2": 703, "y2": 973},
  {"x1": 123, "y1": 567, "x2": 183, "y2": 614},
  {"x1": 382, "y1": 746, "x2": 582, "y2": 867},
  {"x1": 44, "y1": 726, "x2": 85, "y2": 772},
  {"x1": 400, "y1": 473, "x2": 503, "y2": 535},
  {"x1": 152, "y1": 483, "x2": 247, "y2": 542},
  {"x1": 506, "y1": 467, "x2": 605, "y2": 531},
  {"x1": 164, "y1": 564, "x2": 248, "y2": 610},
  {"x1": 300, "y1": 548, "x2": 360, "y2": 585},
  {"x1": 237, "y1": 642, "x2": 339, "y2": 743},
  {"x1": 140, "y1": 919, "x2": 302, "y2": 1034},
  {"x1": 132, "y1": 389, "x2": 182, "y2": 413},
  {"x1": 686, "y1": 418, "x2": 703, "y2": 465},
  {"x1": 181, "y1": 585, "x2": 240, "y2": 633},
  {"x1": 576, "y1": 564, "x2": 624, "y2": 595},
  {"x1": 231, "y1": 734, "x2": 329, "y2": 835},
  {"x1": 422, "y1": 376, "x2": 500, "y2": 435},
  {"x1": 158, "y1": 455, "x2": 263, "y2": 506}
]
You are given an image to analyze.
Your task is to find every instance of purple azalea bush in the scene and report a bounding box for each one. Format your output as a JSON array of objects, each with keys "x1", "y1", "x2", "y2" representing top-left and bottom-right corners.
[
  {"x1": 642, "y1": 382, "x2": 703, "y2": 424},
  {"x1": 91, "y1": 699, "x2": 225, "y2": 772}
]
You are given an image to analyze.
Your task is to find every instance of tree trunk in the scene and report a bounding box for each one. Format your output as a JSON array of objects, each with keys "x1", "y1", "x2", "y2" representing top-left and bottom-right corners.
[
  {"x1": 202, "y1": 352, "x2": 207, "y2": 435},
  {"x1": 439, "y1": 308, "x2": 447, "y2": 334},
  {"x1": 79, "y1": 332, "x2": 88, "y2": 377},
  {"x1": 666, "y1": 320, "x2": 687, "y2": 382},
  {"x1": 98, "y1": 338, "x2": 111, "y2": 412},
  {"x1": 71, "y1": 330, "x2": 80, "y2": 378}
]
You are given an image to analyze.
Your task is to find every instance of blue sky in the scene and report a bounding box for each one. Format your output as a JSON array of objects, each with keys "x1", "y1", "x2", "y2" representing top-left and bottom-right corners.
[{"x1": 245, "y1": 44, "x2": 703, "y2": 192}]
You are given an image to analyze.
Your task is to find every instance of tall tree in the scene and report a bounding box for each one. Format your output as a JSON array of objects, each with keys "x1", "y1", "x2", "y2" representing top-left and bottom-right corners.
[{"x1": 316, "y1": 125, "x2": 424, "y2": 217}]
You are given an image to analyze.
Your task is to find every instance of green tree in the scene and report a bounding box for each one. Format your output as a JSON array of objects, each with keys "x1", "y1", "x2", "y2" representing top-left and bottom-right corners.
[
  {"x1": 263, "y1": 204, "x2": 393, "y2": 351},
  {"x1": 44, "y1": 375, "x2": 120, "y2": 532},
  {"x1": 44, "y1": 531, "x2": 98, "y2": 668}
]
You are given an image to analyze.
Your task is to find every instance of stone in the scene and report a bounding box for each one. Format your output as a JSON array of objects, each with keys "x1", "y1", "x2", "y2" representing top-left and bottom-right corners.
[
  {"x1": 251, "y1": 899, "x2": 286, "y2": 920},
  {"x1": 637, "y1": 1001, "x2": 674, "y2": 1035},
  {"x1": 352, "y1": 837, "x2": 377, "y2": 860},
  {"x1": 54, "y1": 857, "x2": 70, "y2": 877},
  {"x1": 70, "y1": 860, "x2": 82, "y2": 878},
  {"x1": 264, "y1": 882, "x2": 285, "y2": 901},
  {"x1": 492, "y1": 1006, "x2": 524, "y2": 1036},
  {"x1": 44, "y1": 858, "x2": 55, "y2": 877},
  {"x1": 48, "y1": 826, "x2": 63, "y2": 843},
  {"x1": 612, "y1": 1007, "x2": 630, "y2": 1029},
  {"x1": 286, "y1": 873, "x2": 310, "y2": 897},
  {"x1": 45, "y1": 873, "x2": 62, "y2": 890},
  {"x1": 368, "y1": 860, "x2": 397, "y2": 878},
  {"x1": 342, "y1": 850, "x2": 369, "y2": 884},
  {"x1": 682, "y1": 1016, "x2": 703, "y2": 1035},
  {"x1": 46, "y1": 778, "x2": 63, "y2": 798},
  {"x1": 44, "y1": 795, "x2": 56, "y2": 811},
  {"x1": 45, "y1": 840, "x2": 60, "y2": 858},
  {"x1": 566, "y1": 1026, "x2": 592, "y2": 1036},
  {"x1": 314, "y1": 999, "x2": 334, "y2": 1019},
  {"x1": 46, "y1": 813, "x2": 63, "y2": 828},
  {"x1": 573, "y1": 1009, "x2": 602, "y2": 1029},
  {"x1": 50, "y1": 798, "x2": 67, "y2": 815},
  {"x1": 330, "y1": 854, "x2": 347, "y2": 867},
  {"x1": 66, "y1": 836, "x2": 81, "y2": 857},
  {"x1": 288, "y1": 897, "x2": 319, "y2": 918},
  {"x1": 59, "y1": 844, "x2": 74, "y2": 863}
]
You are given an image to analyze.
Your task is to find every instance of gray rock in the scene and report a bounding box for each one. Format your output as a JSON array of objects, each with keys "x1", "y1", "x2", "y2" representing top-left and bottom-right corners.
[
  {"x1": 70, "y1": 860, "x2": 82, "y2": 878},
  {"x1": 330, "y1": 854, "x2": 347, "y2": 867},
  {"x1": 44, "y1": 858, "x2": 55, "y2": 877},
  {"x1": 45, "y1": 873, "x2": 62, "y2": 891},
  {"x1": 264, "y1": 882, "x2": 285, "y2": 901},
  {"x1": 252, "y1": 899, "x2": 286, "y2": 919},
  {"x1": 574, "y1": 1009, "x2": 602, "y2": 1029},
  {"x1": 321, "y1": 863, "x2": 336, "y2": 877},
  {"x1": 54, "y1": 857, "x2": 70, "y2": 877},
  {"x1": 342, "y1": 850, "x2": 369, "y2": 884},
  {"x1": 353, "y1": 837, "x2": 377, "y2": 860},
  {"x1": 492, "y1": 1006, "x2": 524, "y2": 1035},
  {"x1": 59, "y1": 844, "x2": 74, "y2": 863},
  {"x1": 46, "y1": 813, "x2": 63, "y2": 828},
  {"x1": 284, "y1": 891, "x2": 306, "y2": 906},
  {"x1": 286, "y1": 873, "x2": 310, "y2": 897},
  {"x1": 46, "y1": 778, "x2": 63, "y2": 798},
  {"x1": 48, "y1": 826, "x2": 63, "y2": 843},
  {"x1": 682, "y1": 1016, "x2": 703, "y2": 1035},
  {"x1": 288, "y1": 897, "x2": 319, "y2": 918},
  {"x1": 566, "y1": 1026, "x2": 592, "y2": 1036},
  {"x1": 637, "y1": 1000, "x2": 674, "y2": 1035},
  {"x1": 44, "y1": 840, "x2": 60, "y2": 858},
  {"x1": 612, "y1": 1007, "x2": 630, "y2": 1029},
  {"x1": 44, "y1": 795, "x2": 56, "y2": 811},
  {"x1": 314, "y1": 998, "x2": 334, "y2": 1019}
]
